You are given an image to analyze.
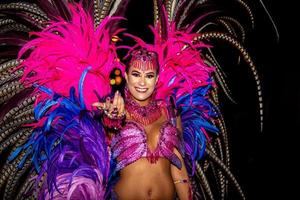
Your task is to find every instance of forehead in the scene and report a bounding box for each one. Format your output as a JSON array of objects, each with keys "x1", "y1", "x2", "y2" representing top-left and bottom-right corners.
[{"x1": 128, "y1": 66, "x2": 157, "y2": 74}]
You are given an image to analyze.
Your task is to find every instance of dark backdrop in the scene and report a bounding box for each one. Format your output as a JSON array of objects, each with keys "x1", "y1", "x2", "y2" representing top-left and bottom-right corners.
[{"x1": 122, "y1": 1, "x2": 285, "y2": 200}]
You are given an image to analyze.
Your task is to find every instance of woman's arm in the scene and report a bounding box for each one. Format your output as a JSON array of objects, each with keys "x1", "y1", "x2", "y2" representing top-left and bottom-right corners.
[
  {"x1": 171, "y1": 149, "x2": 192, "y2": 200},
  {"x1": 171, "y1": 116, "x2": 192, "y2": 200},
  {"x1": 92, "y1": 91, "x2": 125, "y2": 131}
]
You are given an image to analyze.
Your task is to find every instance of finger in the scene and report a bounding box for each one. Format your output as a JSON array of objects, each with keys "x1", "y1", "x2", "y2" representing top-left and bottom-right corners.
[
  {"x1": 119, "y1": 99, "x2": 125, "y2": 116},
  {"x1": 109, "y1": 103, "x2": 114, "y2": 113},
  {"x1": 105, "y1": 97, "x2": 111, "y2": 104},
  {"x1": 116, "y1": 91, "x2": 121, "y2": 109},
  {"x1": 104, "y1": 97, "x2": 111, "y2": 110},
  {"x1": 107, "y1": 96, "x2": 115, "y2": 113},
  {"x1": 117, "y1": 92, "x2": 125, "y2": 116},
  {"x1": 118, "y1": 94, "x2": 124, "y2": 113},
  {"x1": 92, "y1": 102, "x2": 102, "y2": 107},
  {"x1": 116, "y1": 93, "x2": 124, "y2": 116},
  {"x1": 92, "y1": 102, "x2": 104, "y2": 109},
  {"x1": 112, "y1": 91, "x2": 118, "y2": 109}
]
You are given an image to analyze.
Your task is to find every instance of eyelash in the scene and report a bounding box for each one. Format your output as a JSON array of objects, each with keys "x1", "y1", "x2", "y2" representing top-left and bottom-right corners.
[
  {"x1": 131, "y1": 73, "x2": 154, "y2": 79},
  {"x1": 146, "y1": 75, "x2": 154, "y2": 78},
  {"x1": 132, "y1": 73, "x2": 139, "y2": 77}
]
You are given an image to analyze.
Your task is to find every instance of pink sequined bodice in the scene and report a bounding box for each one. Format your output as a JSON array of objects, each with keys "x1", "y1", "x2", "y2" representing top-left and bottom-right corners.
[{"x1": 111, "y1": 120, "x2": 183, "y2": 171}]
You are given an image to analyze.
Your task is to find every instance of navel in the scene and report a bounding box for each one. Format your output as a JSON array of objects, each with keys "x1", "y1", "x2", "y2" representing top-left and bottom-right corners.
[{"x1": 147, "y1": 189, "x2": 154, "y2": 200}]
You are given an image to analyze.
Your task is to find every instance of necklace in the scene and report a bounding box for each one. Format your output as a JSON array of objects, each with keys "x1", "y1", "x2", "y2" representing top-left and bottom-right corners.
[{"x1": 125, "y1": 90, "x2": 161, "y2": 126}]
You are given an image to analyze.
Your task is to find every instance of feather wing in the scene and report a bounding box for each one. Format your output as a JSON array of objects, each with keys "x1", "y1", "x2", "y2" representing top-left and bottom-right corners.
[
  {"x1": 9, "y1": 69, "x2": 111, "y2": 200},
  {"x1": 0, "y1": 1, "x2": 127, "y2": 199}
]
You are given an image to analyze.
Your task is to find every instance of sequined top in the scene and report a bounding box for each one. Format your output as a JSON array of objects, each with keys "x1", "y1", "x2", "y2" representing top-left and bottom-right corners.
[{"x1": 111, "y1": 120, "x2": 183, "y2": 172}]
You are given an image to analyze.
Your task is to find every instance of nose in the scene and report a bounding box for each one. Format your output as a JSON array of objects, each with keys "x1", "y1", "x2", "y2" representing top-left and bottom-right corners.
[{"x1": 138, "y1": 76, "x2": 146, "y2": 86}]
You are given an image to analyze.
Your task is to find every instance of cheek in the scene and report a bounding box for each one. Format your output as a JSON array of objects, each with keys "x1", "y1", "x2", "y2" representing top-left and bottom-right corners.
[
  {"x1": 146, "y1": 79, "x2": 156, "y2": 89},
  {"x1": 143, "y1": 80, "x2": 156, "y2": 95},
  {"x1": 127, "y1": 76, "x2": 138, "y2": 85}
]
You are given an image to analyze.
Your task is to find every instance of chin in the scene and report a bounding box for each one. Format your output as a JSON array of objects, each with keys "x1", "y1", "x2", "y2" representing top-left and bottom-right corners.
[
  {"x1": 132, "y1": 94, "x2": 151, "y2": 101},
  {"x1": 130, "y1": 90, "x2": 154, "y2": 102}
]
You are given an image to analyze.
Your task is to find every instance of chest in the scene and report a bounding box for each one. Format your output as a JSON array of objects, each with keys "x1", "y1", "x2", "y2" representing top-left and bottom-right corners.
[{"x1": 143, "y1": 120, "x2": 165, "y2": 151}]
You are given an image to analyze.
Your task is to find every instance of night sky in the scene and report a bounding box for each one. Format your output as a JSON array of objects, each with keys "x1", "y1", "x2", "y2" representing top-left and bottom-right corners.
[{"x1": 123, "y1": 1, "x2": 284, "y2": 199}]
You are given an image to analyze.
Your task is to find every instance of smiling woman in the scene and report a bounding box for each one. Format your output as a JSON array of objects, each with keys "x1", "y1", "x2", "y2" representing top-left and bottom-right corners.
[
  {"x1": 96, "y1": 49, "x2": 191, "y2": 199},
  {"x1": 125, "y1": 49, "x2": 159, "y2": 105}
]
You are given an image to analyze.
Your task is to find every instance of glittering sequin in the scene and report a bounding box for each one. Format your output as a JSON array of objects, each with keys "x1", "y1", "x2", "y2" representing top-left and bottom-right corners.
[{"x1": 111, "y1": 120, "x2": 183, "y2": 171}]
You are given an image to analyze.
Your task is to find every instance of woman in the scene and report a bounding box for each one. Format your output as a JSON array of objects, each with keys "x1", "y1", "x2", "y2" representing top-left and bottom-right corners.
[{"x1": 93, "y1": 49, "x2": 191, "y2": 200}]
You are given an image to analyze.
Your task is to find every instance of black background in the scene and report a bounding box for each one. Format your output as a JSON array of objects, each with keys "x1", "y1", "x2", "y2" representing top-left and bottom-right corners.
[{"x1": 122, "y1": 1, "x2": 286, "y2": 200}]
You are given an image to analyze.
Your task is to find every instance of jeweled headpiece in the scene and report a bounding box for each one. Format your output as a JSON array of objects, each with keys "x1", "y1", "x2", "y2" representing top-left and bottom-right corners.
[{"x1": 128, "y1": 49, "x2": 159, "y2": 71}]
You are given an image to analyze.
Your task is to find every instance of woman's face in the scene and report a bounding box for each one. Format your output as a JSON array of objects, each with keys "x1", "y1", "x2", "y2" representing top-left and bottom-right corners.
[{"x1": 125, "y1": 66, "x2": 158, "y2": 105}]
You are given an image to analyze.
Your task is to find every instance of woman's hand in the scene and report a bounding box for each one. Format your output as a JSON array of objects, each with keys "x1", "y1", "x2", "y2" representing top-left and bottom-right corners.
[{"x1": 92, "y1": 90, "x2": 125, "y2": 118}]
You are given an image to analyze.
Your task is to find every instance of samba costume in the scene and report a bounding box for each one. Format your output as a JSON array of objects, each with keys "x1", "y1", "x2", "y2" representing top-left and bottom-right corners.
[{"x1": 0, "y1": 0, "x2": 276, "y2": 199}]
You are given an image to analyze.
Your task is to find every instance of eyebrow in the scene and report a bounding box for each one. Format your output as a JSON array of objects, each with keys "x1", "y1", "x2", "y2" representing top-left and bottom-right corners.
[
  {"x1": 131, "y1": 70, "x2": 155, "y2": 75},
  {"x1": 145, "y1": 72, "x2": 155, "y2": 75},
  {"x1": 131, "y1": 70, "x2": 141, "y2": 74}
]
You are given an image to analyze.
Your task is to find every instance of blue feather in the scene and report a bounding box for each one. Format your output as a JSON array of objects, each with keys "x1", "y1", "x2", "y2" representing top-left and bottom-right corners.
[
  {"x1": 176, "y1": 83, "x2": 219, "y2": 174},
  {"x1": 78, "y1": 67, "x2": 91, "y2": 109},
  {"x1": 33, "y1": 83, "x2": 54, "y2": 96},
  {"x1": 9, "y1": 69, "x2": 111, "y2": 198}
]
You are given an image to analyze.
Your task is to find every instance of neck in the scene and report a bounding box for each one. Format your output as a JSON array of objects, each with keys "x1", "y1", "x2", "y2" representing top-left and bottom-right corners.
[
  {"x1": 125, "y1": 87, "x2": 153, "y2": 106},
  {"x1": 125, "y1": 92, "x2": 161, "y2": 126},
  {"x1": 132, "y1": 96, "x2": 151, "y2": 106}
]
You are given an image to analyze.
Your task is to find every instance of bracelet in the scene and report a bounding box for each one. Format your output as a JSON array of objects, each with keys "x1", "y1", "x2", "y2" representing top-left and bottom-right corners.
[
  {"x1": 102, "y1": 111, "x2": 125, "y2": 130},
  {"x1": 103, "y1": 109, "x2": 125, "y2": 119},
  {"x1": 173, "y1": 179, "x2": 188, "y2": 184}
]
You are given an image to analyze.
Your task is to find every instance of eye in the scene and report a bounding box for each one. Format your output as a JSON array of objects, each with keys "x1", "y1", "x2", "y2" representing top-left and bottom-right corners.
[
  {"x1": 146, "y1": 74, "x2": 154, "y2": 79},
  {"x1": 131, "y1": 72, "x2": 140, "y2": 77}
]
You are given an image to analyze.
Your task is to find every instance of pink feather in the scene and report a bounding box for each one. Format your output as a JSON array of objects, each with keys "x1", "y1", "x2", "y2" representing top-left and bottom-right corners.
[
  {"x1": 18, "y1": 4, "x2": 125, "y2": 108},
  {"x1": 44, "y1": 170, "x2": 105, "y2": 200}
]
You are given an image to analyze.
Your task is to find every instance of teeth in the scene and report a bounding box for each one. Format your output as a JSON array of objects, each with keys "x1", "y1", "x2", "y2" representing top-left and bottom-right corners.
[{"x1": 136, "y1": 88, "x2": 147, "y2": 92}]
